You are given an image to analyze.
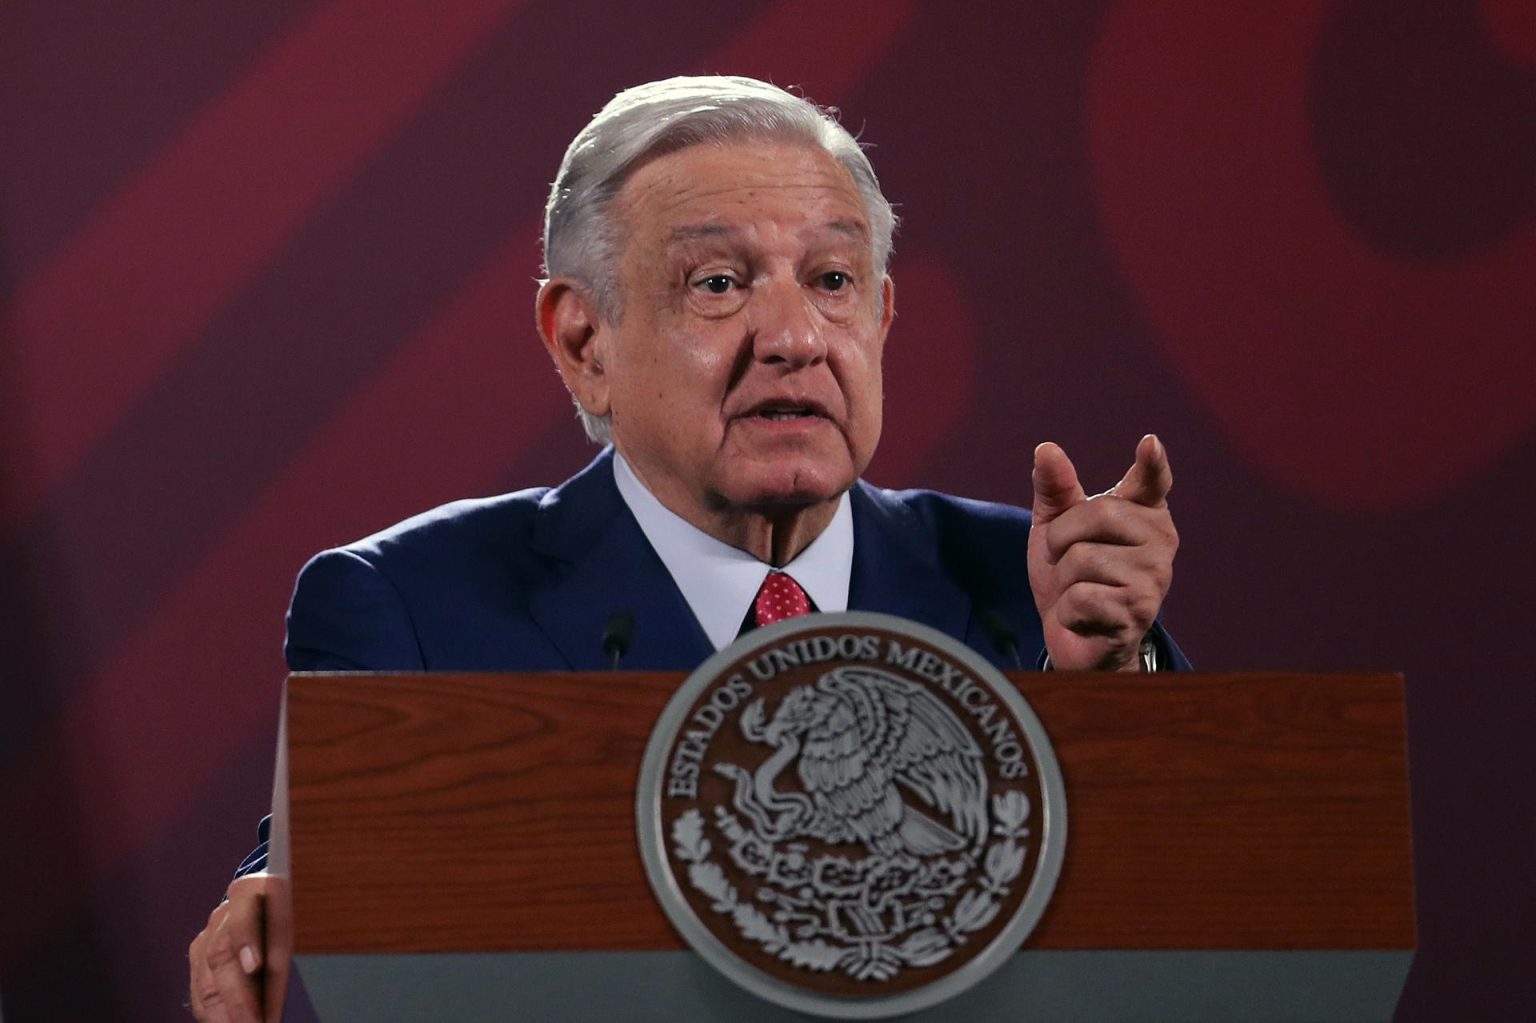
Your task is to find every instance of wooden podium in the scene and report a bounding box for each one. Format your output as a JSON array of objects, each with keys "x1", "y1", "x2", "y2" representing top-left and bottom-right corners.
[{"x1": 267, "y1": 671, "x2": 1414, "y2": 1022}]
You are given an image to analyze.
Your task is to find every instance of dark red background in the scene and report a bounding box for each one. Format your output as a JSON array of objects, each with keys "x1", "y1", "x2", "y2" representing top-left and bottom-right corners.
[{"x1": 1, "y1": 1, "x2": 1531, "y2": 1019}]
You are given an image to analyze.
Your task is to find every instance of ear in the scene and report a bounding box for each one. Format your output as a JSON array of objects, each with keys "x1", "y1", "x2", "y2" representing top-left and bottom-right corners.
[
  {"x1": 878, "y1": 274, "x2": 896, "y2": 341},
  {"x1": 536, "y1": 278, "x2": 611, "y2": 418}
]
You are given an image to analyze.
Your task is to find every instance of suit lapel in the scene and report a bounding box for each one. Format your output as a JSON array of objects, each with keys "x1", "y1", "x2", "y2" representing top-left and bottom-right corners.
[
  {"x1": 528, "y1": 458, "x2": 971, "y2": 667},
  {"x1": 527, "y1": 450, "x2": 713, "y2": 671},
  {"x1": 848, "y1": 482, "x2": 972, "y2": 641}
]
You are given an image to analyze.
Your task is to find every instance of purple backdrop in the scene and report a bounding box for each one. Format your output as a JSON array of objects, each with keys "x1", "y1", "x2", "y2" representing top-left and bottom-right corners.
[{"x1": 1, "y1": 0, "x2": 1532, "y2": 1019}]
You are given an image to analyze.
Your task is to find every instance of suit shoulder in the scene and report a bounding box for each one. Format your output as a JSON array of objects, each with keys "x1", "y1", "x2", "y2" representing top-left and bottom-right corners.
[
  {"x1": 857, "y1": 482, "x2": 1033, "y2": 536},
  {"x1": 286, "y1": 488, "x2": 561, "y2": 671},
  {"x1": 293, "y1": 488, "x2": 556, "y2": 608},
  {"x1": 336, "y1": 488, "x2": 552, "y2": 565},
  {"x1": 854, "y1": 482, "x2": 1034, "y2": 604}
]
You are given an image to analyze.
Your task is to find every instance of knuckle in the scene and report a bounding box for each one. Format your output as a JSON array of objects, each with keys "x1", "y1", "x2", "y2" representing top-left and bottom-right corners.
[
  {"x1": 1062, "y1": 585, "x2": 1125, "y2": 633},
  {"x1": 1100, "y1": 495, "x2": 1130, "y2": 522},
  {"x1": 205, "y1": 933, "x2": 239, "y2": 972},
  {"x1": 225, "y1": 901, "x2": 252, "y2": 931},
  {"x1": 190, "y1": 971, "x2": 224, "y2": 1020},
  {"x1": 1080, "y1": 493, "x2": 1112, "y2": 523},
  {"x1": 1130, "y1": 598, "x2": 1158, "y2": 631},
  {"x1": 227, "y1": 872, "x2": 267, "y2": 899},
  {"x1": 1064, "y1": 541, "x2": 1097, "y2": 571},
  {"x1": 1054, "y1": 543, "x2": 1082, "y2": 576}
]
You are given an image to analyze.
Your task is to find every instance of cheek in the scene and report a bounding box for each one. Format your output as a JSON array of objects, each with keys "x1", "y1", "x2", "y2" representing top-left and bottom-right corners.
[
  {"x1": 666, "y1": 330, "x2": 738, "y2": 400},
  {"x1": 861, "y1": 351, "x2": 886, "y2": 451},
  {"x1": 851, "y1": 344, "x2": 885, "y2": 414},
  {"x1": 862, "y1": 372, "x2": 884, "y2": 443}
]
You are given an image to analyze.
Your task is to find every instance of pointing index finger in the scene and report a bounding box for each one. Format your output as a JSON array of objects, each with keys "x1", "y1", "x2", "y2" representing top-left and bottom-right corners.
[{"x1": 1113, "y1": 434, "x2": 1173, "y2": 508}]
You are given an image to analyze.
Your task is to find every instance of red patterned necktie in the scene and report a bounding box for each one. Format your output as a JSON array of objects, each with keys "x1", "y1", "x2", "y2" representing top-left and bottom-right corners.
[{"x1": 753, "y1": 571, "x2": 811, "y2": 628}]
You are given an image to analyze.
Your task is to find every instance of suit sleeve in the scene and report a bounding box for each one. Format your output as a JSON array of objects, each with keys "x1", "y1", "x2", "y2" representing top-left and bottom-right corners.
[
  {"x1": 234, "y1": 550, "x2": 428, "y2": 878},
  {"x1": 284, "y1": 548, "x2": 426, "y2": 670},
  {"x1": 1149, "y1": 620, "x2": 1191, "y2": 670}
]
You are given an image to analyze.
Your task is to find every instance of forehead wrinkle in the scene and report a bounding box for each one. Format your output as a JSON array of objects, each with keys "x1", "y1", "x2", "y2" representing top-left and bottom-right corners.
[
  {"x1": 665, "y1": 216, "x2": 870, "y2": 246},
  {"x1": 636, "y1": 176, "x2": 852, "y2": 229},
  {"x1": 665, "y1": 223, "x2": 738, "y2": 246},
  {"x1": 617, "y1": 143, "x2": 875, "y2": 269}
]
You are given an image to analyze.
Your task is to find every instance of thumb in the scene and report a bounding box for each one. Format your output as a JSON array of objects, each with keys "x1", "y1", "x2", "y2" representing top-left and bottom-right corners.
[
  {"x1": 1031, "y1": 442, "x2": 1086, "y2": 525},
  {"x1": 1112, "y1": 434, "x2": 1173, "y2": 508}
]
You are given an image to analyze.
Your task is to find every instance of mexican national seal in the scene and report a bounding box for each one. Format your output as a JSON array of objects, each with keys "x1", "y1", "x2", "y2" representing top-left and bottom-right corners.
[{"x1": 636, "y1": 612, "x2": 1066, "y2": 1019}]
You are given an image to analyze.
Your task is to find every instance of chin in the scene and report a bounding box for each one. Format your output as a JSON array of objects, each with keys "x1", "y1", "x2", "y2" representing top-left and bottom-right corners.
[{"x1": 718, "y1": 458, "x2": 855, "y2": 511}]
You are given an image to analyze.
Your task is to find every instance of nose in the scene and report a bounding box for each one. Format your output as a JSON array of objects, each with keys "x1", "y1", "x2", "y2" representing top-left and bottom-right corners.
[{"x1": 748, "y1": 277, "x2": 826, "y2": 368}]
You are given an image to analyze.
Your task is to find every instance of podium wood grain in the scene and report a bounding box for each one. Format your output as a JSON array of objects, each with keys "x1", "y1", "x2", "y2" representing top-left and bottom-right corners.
[{"x1": 284, "y1": 672, "x2": 1413, "y2": 954}]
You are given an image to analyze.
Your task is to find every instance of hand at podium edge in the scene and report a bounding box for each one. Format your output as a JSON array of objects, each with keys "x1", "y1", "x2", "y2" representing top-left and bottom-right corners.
[{"x1": 188, "y1": 872, "x2": 290, "y2": 1023}]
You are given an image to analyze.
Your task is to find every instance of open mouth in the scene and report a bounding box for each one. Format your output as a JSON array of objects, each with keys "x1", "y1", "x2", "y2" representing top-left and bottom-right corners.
[
  {"x1": 755, "y1": 408, "x2": 818, "y2": 421},
  {"x1": 744, "y1": 399, "x2": 829, "y2": 422}
]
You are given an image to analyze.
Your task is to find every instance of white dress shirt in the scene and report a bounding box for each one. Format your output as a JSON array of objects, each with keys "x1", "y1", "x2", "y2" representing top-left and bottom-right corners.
[{"x1": 612, "y1": 452, "x2": 852, "y2": 651}]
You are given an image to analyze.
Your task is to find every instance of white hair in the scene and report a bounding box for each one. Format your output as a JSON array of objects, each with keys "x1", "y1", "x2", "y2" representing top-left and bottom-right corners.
[{"x1": 542, "y1": 75, "x2": 897, "y2": 443}]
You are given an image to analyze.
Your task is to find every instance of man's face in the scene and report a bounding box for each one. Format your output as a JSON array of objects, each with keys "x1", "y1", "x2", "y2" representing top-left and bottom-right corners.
[{"x1": 593, "y1": 139, "x2": 892, "y2": 524}]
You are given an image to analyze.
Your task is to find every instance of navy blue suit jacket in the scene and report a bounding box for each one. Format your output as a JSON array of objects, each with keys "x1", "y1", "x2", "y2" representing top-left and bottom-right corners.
[
  {"x1": 236, "y1": 448, "x2": 1183, "y2": 875},
  {"x1": 283, "y1": 448, "x2": 1094, "y2": 673}
]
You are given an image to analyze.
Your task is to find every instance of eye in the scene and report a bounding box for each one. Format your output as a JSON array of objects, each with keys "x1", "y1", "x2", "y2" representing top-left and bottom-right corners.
[
  {"x1": 697, "y1": 274, "x2": 736, "y2": 294},
  {"x1": 817, "y1": 270, "x2": 851, "y2": 292}
]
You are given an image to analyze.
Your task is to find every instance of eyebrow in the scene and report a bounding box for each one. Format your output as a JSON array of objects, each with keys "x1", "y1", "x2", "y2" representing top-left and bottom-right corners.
[{"x1": 822, "y1": 218, "x2": 871, "y2": 243}]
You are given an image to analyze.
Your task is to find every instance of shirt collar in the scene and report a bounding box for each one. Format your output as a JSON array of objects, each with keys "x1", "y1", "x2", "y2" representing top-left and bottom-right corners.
[{"x1": 612, "y1": 451, "x2": 852, "y2": 651}]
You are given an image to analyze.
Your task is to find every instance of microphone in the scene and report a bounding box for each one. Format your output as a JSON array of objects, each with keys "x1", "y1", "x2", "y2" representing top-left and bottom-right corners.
[
  {"x1": 601, "y1": 610, "x2": 635, "y2": 671},
  {"x1": 980, "y1": 610, "x2": 1024, "y2": 671}
]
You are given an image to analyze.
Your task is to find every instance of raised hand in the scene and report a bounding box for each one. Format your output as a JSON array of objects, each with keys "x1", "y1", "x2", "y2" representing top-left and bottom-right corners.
[{"x1": 1027, "y1": 435, "x2": 1178, "y2": 671}]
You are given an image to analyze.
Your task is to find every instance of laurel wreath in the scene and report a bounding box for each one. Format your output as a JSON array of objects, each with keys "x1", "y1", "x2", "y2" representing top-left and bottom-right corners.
[
  {"x1": 671, "y1": 788, "x2": 1033, "y2": 981},
  {"x1": 673, "y1": 809, "x2": 847, "y2": 970}
]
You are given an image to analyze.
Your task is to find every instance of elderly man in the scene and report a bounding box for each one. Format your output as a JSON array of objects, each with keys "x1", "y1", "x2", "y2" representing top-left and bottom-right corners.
[{"x1": 188, "y1": 75, "x2": 1179, "y2": 1021}]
